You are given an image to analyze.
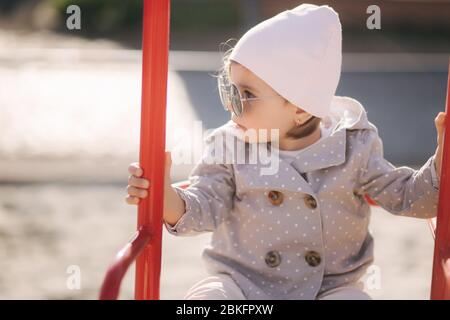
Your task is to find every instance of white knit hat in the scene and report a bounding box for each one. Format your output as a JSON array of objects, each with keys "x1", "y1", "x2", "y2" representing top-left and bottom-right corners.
[{"x1": 228, "y1": 3, "x2": 342, "y2": 119}]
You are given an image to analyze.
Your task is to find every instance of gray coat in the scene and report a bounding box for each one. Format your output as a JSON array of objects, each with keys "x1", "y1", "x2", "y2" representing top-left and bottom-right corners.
[{"x1": 164, "y1": 95, "x2": 440, "y2": 299}]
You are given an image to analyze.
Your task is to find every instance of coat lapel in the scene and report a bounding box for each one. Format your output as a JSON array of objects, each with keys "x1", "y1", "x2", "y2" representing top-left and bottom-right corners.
[
  {"x1": 289, "y1": 125, "x2": 347, "y2": 173},
  {"x1": 242, "y1": 123, "x2": 347, "y2": 195}
]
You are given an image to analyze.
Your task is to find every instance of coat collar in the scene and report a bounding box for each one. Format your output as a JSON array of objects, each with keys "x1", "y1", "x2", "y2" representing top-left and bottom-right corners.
[
  {"x1": 241, "y1": 120, "x2": 347, "y2": 195},
  {"x1": 275, "y1": 124, "x2": 347, "y2": 173}
]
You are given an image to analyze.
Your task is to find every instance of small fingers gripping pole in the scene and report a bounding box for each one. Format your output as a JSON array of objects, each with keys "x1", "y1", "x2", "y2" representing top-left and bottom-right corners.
[
  {"x1": 99, "y1": 0, "x2": 170, "y2": 300},
  {"x1": 430, "y1": 59, "x2": 450, "y2": 300}
]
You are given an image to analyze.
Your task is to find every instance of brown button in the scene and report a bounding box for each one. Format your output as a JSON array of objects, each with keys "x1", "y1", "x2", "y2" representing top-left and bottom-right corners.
[
  {"x1": 305, "y1": 251, "x2": 321, "y2": 267},
  {"x1": 304, "y1": 195, "x2": 317, "y2": 209},
  {"x1": 265, "y1": 250, "x2": 282, "y2": 268},
  {"x1": 268, "y1": 190, "x2": 284, "y2": 206}
]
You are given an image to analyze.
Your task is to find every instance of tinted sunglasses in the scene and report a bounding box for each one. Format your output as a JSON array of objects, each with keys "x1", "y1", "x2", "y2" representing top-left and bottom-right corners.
[{"x1": 217, "y1": 73, "x2": 282, "y2": 117}]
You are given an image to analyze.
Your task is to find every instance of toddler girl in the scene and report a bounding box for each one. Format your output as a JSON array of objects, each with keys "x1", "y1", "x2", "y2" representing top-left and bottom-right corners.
[{"x1": 126, "y1": 3, "x2": 446, "y2": 300}]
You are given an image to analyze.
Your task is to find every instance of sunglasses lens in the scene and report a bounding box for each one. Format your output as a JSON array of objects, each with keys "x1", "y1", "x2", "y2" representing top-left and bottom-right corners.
[
  {"x1": 218, "y1": 77, "x2": 227, "y2": 109},
  {"x1": 230, "y1": 84, "x2": 242, "y2": 116},
  {"x1": 217, "y1": 75, "x2": 243, "y2": 117}
]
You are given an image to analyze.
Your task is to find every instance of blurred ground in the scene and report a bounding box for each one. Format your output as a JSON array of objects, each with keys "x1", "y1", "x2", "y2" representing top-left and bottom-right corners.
[
  {"x1": 0, "y1": 184, "x2": 436, "y2": 300},
  {"x1": 0, "y1": 28, "x2": 446, "y2": 299}
]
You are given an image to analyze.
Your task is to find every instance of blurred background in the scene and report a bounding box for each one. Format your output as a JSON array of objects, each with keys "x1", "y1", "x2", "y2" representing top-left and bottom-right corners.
[{"x1": 0, "y1": 0, "x2": 448, "y2": 299}]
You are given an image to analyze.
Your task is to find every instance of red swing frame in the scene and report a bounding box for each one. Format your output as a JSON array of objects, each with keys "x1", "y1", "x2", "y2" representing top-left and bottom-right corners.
[{"x1": 99, "y1": 0, "x2": 450, "y2": 300}]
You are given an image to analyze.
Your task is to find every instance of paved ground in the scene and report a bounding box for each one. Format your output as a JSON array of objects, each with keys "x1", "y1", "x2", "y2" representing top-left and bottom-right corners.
[{"x1": 0, "y1": 183, "x2": 435, "y2": 300}]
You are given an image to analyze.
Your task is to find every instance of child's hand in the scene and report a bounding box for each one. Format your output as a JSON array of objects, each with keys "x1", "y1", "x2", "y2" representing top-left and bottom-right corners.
[
  {"x1": 434, "y1": 112, "x2": 446, "y2": 178},
  {"x1": 125, "y1": 151, "x2": 172, "y2": 205},
  {"x1": 126, "y1": 162, "x2": 149, "y2": 205}
]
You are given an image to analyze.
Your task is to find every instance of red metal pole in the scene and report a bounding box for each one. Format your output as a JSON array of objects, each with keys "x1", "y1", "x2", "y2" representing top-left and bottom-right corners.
[
  {"x1": 135, "y1": 0, "x2": 171, "y2": 300},
  {"x1": 430, "y1": 59, "x2": 450, "y2": 300}
]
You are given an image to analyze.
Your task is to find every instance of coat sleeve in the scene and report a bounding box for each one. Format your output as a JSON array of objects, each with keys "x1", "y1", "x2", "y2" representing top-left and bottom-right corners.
[
  {"x1": 356, "y1": 128, "x2": 440, "y2": 219},
  {"x1": 163, "y1": 133, "x2": 236, "y2": 236}
]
